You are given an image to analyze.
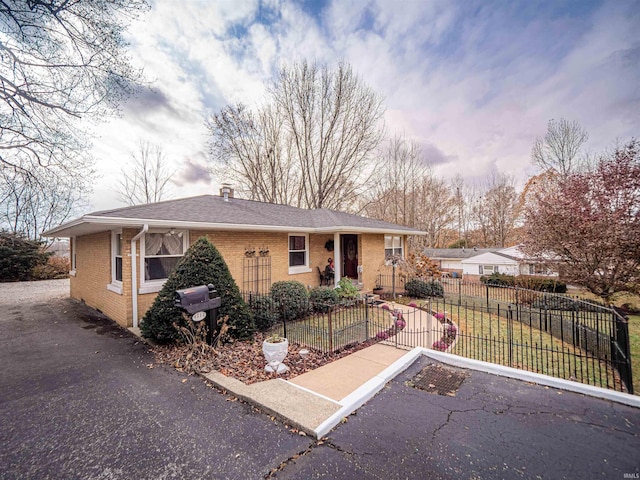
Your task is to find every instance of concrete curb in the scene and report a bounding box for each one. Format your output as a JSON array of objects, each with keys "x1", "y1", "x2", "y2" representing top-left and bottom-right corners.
[
  {"x1": 419, "y1": 348, "x2": 640, "y2": 409},
  {"x1": 314, "y1": 348, "x2": 423, "y2": 438}
]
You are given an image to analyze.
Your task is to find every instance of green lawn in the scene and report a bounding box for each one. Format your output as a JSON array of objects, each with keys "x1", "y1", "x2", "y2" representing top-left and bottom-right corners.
[{"x1": 269, "y1": 305, "x2": 393, "y2": 353}]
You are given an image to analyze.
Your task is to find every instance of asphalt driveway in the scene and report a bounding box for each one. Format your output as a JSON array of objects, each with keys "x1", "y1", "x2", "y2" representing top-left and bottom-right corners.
[
  {"x1": 0, "y1": 281, "x2": 310, "y2": 479},
  {"x1": 2, "y1": 280, "x2": 639, "y2": 479}
]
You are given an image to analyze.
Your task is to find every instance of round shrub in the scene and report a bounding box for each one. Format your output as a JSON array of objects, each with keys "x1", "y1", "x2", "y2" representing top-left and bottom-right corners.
[
  {"x1": 432, "y1": 340, "x2": 448, "y2": 351},
  {"x1": 310, "y1": 286, "x2": 339, "y2": 313},
  {"x1": 405, "y1": 279, "x2": 444, "y2": 299},
  {"x1": 270, "y1": 281, "x2": 309, "y2": 321},
  {"x1": 250, "y1": 296, "x2": 279, "y2": 332}
]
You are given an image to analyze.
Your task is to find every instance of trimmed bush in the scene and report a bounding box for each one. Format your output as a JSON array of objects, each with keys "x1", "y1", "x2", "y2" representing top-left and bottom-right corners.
[
  {"x1": 140, "y1": 237, "x2": 254, "y2": 343},
  {"x1": 0, "y1": 232, "x2": 50, "y2": 281},
  {"x1": 309, "y1": 286, "x2": 339, "y2": 313},
  {"x1": 480, "y1": 273, "x2": 566, "y2": 293},
  {"x1": 270, "y1": 280, "x2": 309, "y2": 321},
  {"x1": 250, "y1": 296, "x2": 279, "y2": 332},
  {"x1": 335, "y1": 277, "x2": 359, "y2": 300},
  {"x1": 405, "y1": 279, "x2": 444, "y2": 298}
]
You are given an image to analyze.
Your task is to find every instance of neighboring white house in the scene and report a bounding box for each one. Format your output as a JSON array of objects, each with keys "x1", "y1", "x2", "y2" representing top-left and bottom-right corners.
[
  {"x1": 423, "y1": 248, "x2": 499, "y2": 277},
  {"x1": 425, "y1": 246, "x2": 557, "y2": 280},
  {"x1": 460, "y1": 245, "x2": 558, "y2": 280}
]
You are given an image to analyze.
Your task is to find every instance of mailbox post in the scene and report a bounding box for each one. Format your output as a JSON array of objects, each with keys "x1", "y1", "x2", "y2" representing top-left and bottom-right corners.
[{"x1": 174, "y1": 284, "x2": 222, "y2": 345}]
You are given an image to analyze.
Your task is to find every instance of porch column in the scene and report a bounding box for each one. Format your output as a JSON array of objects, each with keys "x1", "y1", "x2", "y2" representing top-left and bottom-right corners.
[{"x1": 333, "y1": 232, "x2": 341, "y2": 287}]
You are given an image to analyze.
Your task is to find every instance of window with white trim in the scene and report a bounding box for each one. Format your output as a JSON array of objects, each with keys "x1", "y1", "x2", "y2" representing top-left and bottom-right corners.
[
  {"x1": 384, "y1": 235, "x2": 403, "y2": 259},
  {"x1": 108, "y1": 231, "x2": 123, "y2": 293},
  {"x1": 70, "y1": 236, "x2": 77, "y2": 274},
  {"x1": 142, "y1": 231, "x2": 187, "y2": 283},
  {"x1": 479, "y1": 265, "x2": 497, "y2": 275},
  {"x1": 288, "y1": 234, "x2": 309, "y2": 273}
]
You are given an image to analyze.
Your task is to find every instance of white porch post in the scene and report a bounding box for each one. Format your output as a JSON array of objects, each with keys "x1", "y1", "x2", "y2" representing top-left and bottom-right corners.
[{"x1": 333, "y1": 232, "x2": 341, "y2": 287}]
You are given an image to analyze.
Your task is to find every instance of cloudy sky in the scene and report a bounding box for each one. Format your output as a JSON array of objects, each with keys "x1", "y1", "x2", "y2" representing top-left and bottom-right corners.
[{"x1": 89, "y1": 0, "x2": 640, "y2": 211}]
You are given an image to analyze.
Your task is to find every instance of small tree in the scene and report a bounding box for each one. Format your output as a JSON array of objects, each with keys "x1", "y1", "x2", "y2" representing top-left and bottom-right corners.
[
  {"x1": 0, "y1": 231, "x2": 50, "y2": 281},
  {"x1": 140, "y1": 237, "x2": 254, "y2": 343},
  {"x1": 523, "y1": 139, "x2": 640, "y2": 301}
]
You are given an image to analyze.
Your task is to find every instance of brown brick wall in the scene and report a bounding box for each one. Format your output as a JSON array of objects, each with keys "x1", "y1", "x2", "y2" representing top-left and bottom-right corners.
[
  {"x1": 73, "y1": 229, "x2": 391, "y2": 328},
  {"x1": 71, "y1": 231, "x2": 129, "y2": 326}
]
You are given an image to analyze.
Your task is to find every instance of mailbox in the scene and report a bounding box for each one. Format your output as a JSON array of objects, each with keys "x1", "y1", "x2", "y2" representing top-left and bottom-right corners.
[
  {"x1": 175, "y1": 284, "x2": 221, "y2": 315},
  {"x1": 174, "y1": 284, "x2": 222, "y2": 345}
]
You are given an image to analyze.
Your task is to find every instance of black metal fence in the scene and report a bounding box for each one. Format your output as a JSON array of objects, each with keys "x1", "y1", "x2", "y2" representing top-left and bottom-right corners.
[{"x1": 374, "y1": 275, "x2": 633, "y2": 393}]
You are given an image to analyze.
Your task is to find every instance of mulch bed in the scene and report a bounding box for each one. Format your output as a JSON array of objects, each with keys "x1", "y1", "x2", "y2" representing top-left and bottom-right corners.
[{"x1": 152, "y1": 331, "x2": 384, "y2": 384}]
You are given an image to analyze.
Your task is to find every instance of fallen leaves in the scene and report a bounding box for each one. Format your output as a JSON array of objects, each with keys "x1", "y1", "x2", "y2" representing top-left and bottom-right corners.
[{"x1": 152, "y1": 331, "x2": 385, "y2": 385}]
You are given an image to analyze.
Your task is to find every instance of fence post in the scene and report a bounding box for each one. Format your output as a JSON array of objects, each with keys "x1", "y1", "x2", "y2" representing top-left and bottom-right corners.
[
  {"x1": 328, "y1": 307, "x2": 333, "y2": 352},
  {"x1": 486, "y1": 283, "x2": 490, "y2": 311},
  {"x1": 365, "y1": 296, "x2": 370, "y2": 341},
  {"x1": 612, "y1": 312, "x2": 634, "y2": 394},
  {"x1": 458, "y1": 280, "x2": 462, "y2": 306}
]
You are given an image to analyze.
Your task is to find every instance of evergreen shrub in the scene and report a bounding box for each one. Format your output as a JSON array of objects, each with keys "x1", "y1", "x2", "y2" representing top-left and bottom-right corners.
[
  {"x1": 309, "y1": 286, "x2": 339, "y2": 312},
  {"x1": 405, "y1": 279, "x2": 444, "y2": 298},
  {"x1": 250, "y1": 295, "x2": 279, "y2": 331},
  {"x1": 140, "y1": 237, "x2": 254, "y2": 343},
  {"x1": 270, "y1": 281, "x2": 309, "y2": 321},
  {"x1": 0, "y1": 232, "x2": 50, "y2": 281}
]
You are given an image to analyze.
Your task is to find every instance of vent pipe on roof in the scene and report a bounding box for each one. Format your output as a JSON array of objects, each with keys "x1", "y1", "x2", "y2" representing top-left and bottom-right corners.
[{"x1": 220, "y1": 183, "x2": 233, "y2": 202}]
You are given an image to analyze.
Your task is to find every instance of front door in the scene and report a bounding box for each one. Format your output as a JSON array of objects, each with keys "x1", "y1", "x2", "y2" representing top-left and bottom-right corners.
[{"x1": 341, "y1": 235, "x2": 358, "y2": 279}]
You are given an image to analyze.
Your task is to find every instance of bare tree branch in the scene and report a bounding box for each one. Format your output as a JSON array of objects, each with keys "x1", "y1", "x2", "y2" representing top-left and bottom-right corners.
[
  {"x1": 531, "y1": 118, "x2": 588, "y2": 176},
  {"x1": 117, "y1": 141, "x2": 175, "y2": 205}
]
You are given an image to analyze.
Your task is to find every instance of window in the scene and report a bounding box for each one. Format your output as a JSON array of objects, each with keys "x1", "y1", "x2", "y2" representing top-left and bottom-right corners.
[
  {"x1": 143, "y1": 231, "x2": 187, "y2": 282},
  {"x1": 479, "y1": 265, "x2": 496, "y2": 275},
  {"x1": 70, "y1": 236, "x2": 77, "y2": 276},
  {"x1": 385, "y1": 235, "x2": 403, "y2": 258},
  {"x1": 108, "y1": 231, "x2": 123, "y2": 294},
  {"x1": 288, "y1": 234, "x2": 309, "y2": 273}
]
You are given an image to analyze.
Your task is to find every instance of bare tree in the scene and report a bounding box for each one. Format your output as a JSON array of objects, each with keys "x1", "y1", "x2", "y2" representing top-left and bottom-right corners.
[
  {"x1": 207, "y1": 61, "x2": 385, "y2": 210},
  {"x1": 450, "y1": 174, "x2": 474, "y2": 247},
  {"x1": 414, "y1": 174, "x2": 456, "y2": 249},
  {"x1": 117, "y1": 142, "x2": 175, "y2": 205},
  {"x1": 207, "y1": 103, "x2": 301, "y2": 205},
  {"x1": 363, "y1": 135, "x2": 428, "y2": 226},
  {"x1": 0, "y1": 166, "x2": 84, "y2": 243},
  {"x1": 531, "y1": 118, "x2": 588, "y2": 176},
  {"x1": 0, "y1": 0, "x2": 147, "y2": 238},
  {"x1": 471, "y1": 174, "x2": 519, "y2": 247}
]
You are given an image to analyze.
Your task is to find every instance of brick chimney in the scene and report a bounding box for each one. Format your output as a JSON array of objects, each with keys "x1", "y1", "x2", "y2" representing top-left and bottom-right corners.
[{"x1": 220, "y1": 183, "x2": 234, "y2": 202}]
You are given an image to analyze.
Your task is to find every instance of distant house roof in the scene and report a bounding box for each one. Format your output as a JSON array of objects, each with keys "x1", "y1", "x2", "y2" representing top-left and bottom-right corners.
[
  {"x1": 460, "y1": 251, "x2": 520, "y2": 265},
  {"x1": 423, "y1": 248, "x2": 500, "y2": 260},
  {"x1": 43, "y1": 195, "x2": 425, "y2": 237}
]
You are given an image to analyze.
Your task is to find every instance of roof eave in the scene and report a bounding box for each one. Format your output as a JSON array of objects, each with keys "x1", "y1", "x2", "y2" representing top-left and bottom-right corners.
[{"x1": 42, "y1": 215, "x2": 426, "y2": 237}]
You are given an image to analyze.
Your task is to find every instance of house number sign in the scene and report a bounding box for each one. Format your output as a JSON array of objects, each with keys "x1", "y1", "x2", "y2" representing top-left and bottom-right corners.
[{"x1": 192, "y1": 311, "x2": 206, "y2": 322}]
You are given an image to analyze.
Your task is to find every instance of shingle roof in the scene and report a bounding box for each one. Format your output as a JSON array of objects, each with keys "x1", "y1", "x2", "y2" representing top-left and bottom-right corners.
[
  {"x1": 44, "y1": 195, "x2": 424, "y2": 237},
  {"x1": 423, "y1": 248, "x2": 500, "y2": 259}
]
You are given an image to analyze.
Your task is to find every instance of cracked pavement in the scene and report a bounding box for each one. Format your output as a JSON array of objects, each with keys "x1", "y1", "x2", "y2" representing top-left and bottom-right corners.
[
  {"x1": 2, "y1": 280, "x2": 639, "y2": 479},
  {"x1": 275, "y1": 357, "x2": 640, "y2": 479}
]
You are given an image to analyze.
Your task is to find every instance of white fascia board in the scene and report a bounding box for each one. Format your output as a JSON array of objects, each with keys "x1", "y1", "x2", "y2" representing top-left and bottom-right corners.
[{"x1": 43, "y1": 215, "x2": 426, "y2": 237}]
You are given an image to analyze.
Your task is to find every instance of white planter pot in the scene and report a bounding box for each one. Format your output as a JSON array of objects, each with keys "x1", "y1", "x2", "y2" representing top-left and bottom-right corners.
[{"x1": 262, "y1": 338, "x2": 290, "y2": 373}]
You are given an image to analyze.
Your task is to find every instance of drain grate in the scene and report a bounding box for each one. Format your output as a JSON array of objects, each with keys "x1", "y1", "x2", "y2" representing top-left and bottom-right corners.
[{"x1": 409, "y1": 364, "x2": 467, "y2": 396}]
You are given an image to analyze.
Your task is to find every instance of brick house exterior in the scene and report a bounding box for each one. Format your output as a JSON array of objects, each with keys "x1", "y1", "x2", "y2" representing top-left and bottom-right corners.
[{"x1": 45, "y1": 192, "x2": 423, "y2": 328}]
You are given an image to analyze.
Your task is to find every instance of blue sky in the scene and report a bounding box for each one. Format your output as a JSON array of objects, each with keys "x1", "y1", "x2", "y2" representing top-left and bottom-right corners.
[{"x1": 89, "y1": 0, "x2": 640, "y2": 211}]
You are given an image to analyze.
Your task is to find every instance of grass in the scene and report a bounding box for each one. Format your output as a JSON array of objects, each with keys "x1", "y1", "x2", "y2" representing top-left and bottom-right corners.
[
  {"x1": 408, "y1": 297, "x2": 623, "y2": 391},
  {"x1": 269, "y1": 304, "x2": 393, "y2": 353}
]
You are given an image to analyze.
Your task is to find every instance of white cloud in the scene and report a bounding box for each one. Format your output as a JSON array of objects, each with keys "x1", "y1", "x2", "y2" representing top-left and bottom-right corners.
[{"x1": 84, "y1": 0, "x2": 640, "y2": 212}]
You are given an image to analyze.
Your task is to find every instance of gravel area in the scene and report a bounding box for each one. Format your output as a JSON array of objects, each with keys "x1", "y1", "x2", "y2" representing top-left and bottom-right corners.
[{"x1": 0, "y1": 278, "x2": 69, "y2": 306}]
